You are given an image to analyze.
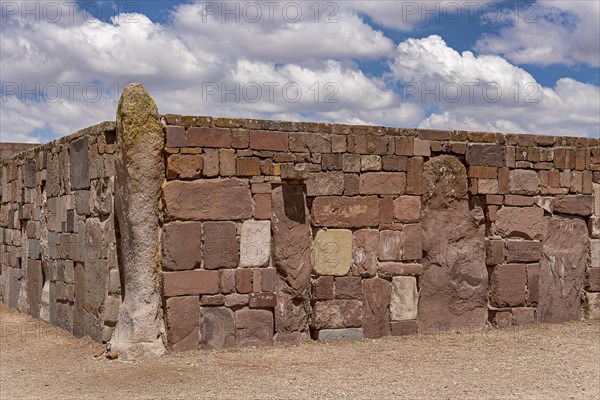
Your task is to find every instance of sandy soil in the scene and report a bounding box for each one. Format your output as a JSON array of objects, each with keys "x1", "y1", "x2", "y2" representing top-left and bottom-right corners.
[{"x1": 1, "y1": 304, "x2": 598, "y2": 400}]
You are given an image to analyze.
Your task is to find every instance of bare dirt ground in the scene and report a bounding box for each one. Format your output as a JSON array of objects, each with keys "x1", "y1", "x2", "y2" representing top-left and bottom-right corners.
[{"x1": 1, "y1": 304, "x2": 598, "y2": 400}]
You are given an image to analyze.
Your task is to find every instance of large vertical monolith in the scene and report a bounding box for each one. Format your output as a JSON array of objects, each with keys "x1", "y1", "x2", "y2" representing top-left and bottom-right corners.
[{"x1": 110, "y1": 83, "x2": 166, "y2": 358}]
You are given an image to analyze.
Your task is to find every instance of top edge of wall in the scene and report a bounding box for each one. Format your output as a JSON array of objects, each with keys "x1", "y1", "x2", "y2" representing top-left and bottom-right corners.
[
  {"x1": 0, "y1": 121, "x2": 115, "y2": 165},
  {"x1": 161, "y1": 114, "x2": 599, "y2": 148}
]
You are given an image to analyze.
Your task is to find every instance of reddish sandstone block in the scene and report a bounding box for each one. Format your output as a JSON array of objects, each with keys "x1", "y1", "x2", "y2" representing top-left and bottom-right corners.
[
  {"x1": 362, "y1": 277, "x2": 391, "y2": 338},
  {"x1": 202, "y1": 149, "x2": 219, "y2": 177},
  {"x1": 165, "y1": 296, "x2": 199, "y2": 351},
  {"x1": 231, "y1": 129, "x2": 249, "y2": 148},
  {"x1": 187, "y1": 127, "x2": 231, "y2": 148},
  {"x1": 406, "y1": 157, "x2": 423, "y2": 195},
  {"x1": 237, "y1": 157, "x2": 261, "y2": 176},
  {"x1": 509, "y1": 169, "x2": 540, "y2": 195},
  {"x1": 311, "y1": 299, "x2": 363, "y2": 329},
  {"x1": 393, "y1": 195, "x2": 421, "y2": 223},
  {"x1": 219, "y1": 149, "x2": 236, "y2": 176},
  {"x1": 493, "y1": 311, "x2": 512, "y2": 328},
  {"x1": 505, "y1": 240, "x2": 542, "y2": 263},
  {"x1": 313, "y1": 276, "x2": 334, "y2": 300},
  {"x1": 485, "y1": 239, "x2": 505, "y2": 266},
  {"x1": 468, "y1": 166, "x2": 497, "y2": 179},
  {"x1": 163, "y1": 179, "x2": 252, "y2": 221},
  {"x1": 236, "y1": 269, "x2": 253, "y2": 294},
  {"x1": 395, "y1": 137, "x2": 414, "y2": 156},
  {"x1": 553, "y1": 195, "x2": 593, "y2": 216},
  {"x1": 344, "y1": 174, "x2": 360, "y2": 196},
  {"x1": 377, "y1": 263, "x2": 423, "y2": 279},
  {"x1": 379, "y1": 230, "x2": 403, "y2": 261},
  {"x1": 306, "y1": 172, "x2": 345, "y2": 196},
  {"x1": 554, "y1": 147, "x2": 576, "y2": 169},
  {"x1": 334, "y1": 276, "x2": 362, "y2": 299},
  {"x1": 379, "y1": 198, "x2": 394, "y2": 226},
  {"x1": 203, "y1": 221, "x2": 239, "y2": 269},
  {"x1": 253, "y1": 193, "x2": 272, "y2": 220},
  {"x1": 403, "y1": 224, "x2": 423, "y2": 261},
  {"x1": 322, "y1": 154, "x2": 343, "y2": 171},
  {"x1": 526, "y1": 263, "x2": 540, "y2": 306},
  {"x1": 382, "y1": 156, "x2": 408, "y2": 172},
  {"x1": 167, "y1": 154, "x2": 203, "y2": 180},
  {"x1": 289, "y1": 132, "x2": 331, "y2": 153},
  {"x1": 312, "y1": 196, "x2": 379, "y2": 228},
  {"x1": 343, "y1": 154, "x2": 361, "y2": 173},
  {"x1": 163, "y1": 221, "x2": 202, "y2": 271},
  {"x1": 200, "y1": 307, "x2": 235, "y2": 349},
  {"x1": 249, "y1": 292, "x2": 277, "y2": 308},
  {"x1": 235, "y1": 308, "x2": 274, "y2": 347},
  {"x1": 390, "y1": 320, "x2": 418, "y2": 336},
  {"x1": 220, "y1": 269, "x2": 236, "y2": 294},
  {"x1": 498, "y1": 167, "x2": 510, "y2": 194},
  {"x1": 352, "y1": 229, "x2": 379, "y2": 277},
  {"x1": 163, "y1": 270, "x2": 219, "y2": 297},
  {"x1": 261, "y1": 268, "x2": 277, "y2": 292},
  {"x1": 166, "y1": 126, "x2": 186, "y2": 148},
  {"x1": 512, "y1": 307, "x2": 535, "y2": 326},
  {"x1": 490, "y1": 264, "x2": 527, "y2": 307},
  {"x1": 249, "y1": 130, "x2": 288, "y2": 151},
  {"x1": 587, "y1": 268, "x2": 600, "y2": 292},
  {"x1": 348, "y1": 135, "x2": 389, "y2": 155},
  {"x1": 466, "y1": 144, "x2": 504, "y2": 167}
]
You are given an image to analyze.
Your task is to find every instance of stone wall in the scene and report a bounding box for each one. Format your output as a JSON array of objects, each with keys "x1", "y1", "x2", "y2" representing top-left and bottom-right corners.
[
  {"x1": 0, "y1": 122, "x2": 121, "y2": 343},
  {"x1": 160, "y1": 113, "x2": 600, "y2": 350},
  {"x1": 1, "y1": 84, "x2": 599, "y2": 355},
  {"x1": 0, "y1": 143, "x2": 39, "y2": 159}
]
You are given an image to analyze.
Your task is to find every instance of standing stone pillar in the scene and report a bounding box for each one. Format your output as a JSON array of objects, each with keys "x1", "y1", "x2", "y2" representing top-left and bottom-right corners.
[
  {"x1": 110, "y1": 83, "x2": 166, "y2": 358},
  {"x1": 418, "y1": 155, "x2": 488, "y2": 333},
  {"x1": 271, "y1": 184, "x2": 312, "y2": 342}
]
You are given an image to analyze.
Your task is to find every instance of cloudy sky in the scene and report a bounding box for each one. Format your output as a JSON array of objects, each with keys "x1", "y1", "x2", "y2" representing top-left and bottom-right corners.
[{"x1": 1, "y1": 0, "x2": 599, "y2": 143}]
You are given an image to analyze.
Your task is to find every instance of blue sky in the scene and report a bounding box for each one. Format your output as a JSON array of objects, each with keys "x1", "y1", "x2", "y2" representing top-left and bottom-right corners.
[{"x1": 1, "y1": 0, "x2": 599, "y2": 142}]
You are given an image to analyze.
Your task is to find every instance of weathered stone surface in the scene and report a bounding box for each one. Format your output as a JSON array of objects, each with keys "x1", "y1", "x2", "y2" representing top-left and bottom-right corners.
[
  {"x1": 306, "y1": 172, "x2": 345, "y2": 196},
  {"x1": 187, "y1": 127, "x2": 230, "y2": 148},
  {"x1": 311, "y1": 299, "x2": 363, "y2": 329},
  {"x1": 512, "y1": 308, "x2": 535, "y2": 326},
  {"x1": 584, "y1": 293, "x2": 600, "y2": 319},
  {"x1": 403, "y1": 224, "x2": 423, "y2": 260},
  {"x1": 224, "y1": 293, "x2": 249, "y2": 307},
  {"x1": 203, "y1": 221, "x2": 239, "y2": 269},
  {"x1": 486, "y1": 240, "x2": 505, "y2": 266},
  {"x1": 505, "y1": 240, "x2": 542, "y2": 263},
  {"x1": 162, "y1": 270, "x2": 219, "y2": 297},
  {"x1": 509, "y1": 169, "x2": 539, "y2": 195},
  {"x1": 360, "y1": 155, "x2": 381, "y2": 171},
  {"x1": 316, "y1": 328, "x2": 363, "y2": 341},
  {"x1": 390, "y1": 276, "x2": 418, "y2": 321},
  {"x1": 167, "y1": 154, "x2": 202, "y2": 179},
  {"x1": 289, "y1": 132, "x2": 331, "y2": 153},
  {"x1": 334, "y1": 277, "x2": 362, "y2": 299},
  {"x1": 249, "y1": 292, "x2": 277, "y2": 308},
  {"x1": 200, "y1": 307, "x2": 235, "y2": 349},
  {"x1": 359, "y1": 172, "x2": 406, "y2": 195},
  {"x1": 538, "y1": 216, "x2": 588, "y2": 323},
  {"x1": 235, "y1": 308, "x2": 274, "y2": 347},
  {"x1": 271, "y1": 185, "x2": 312, "y2": 341},
  {"x1": 393, "y1": 196, "x2": 421, "y2": 223},
  {"x1": 419, "y1": 155, "x2": 488, "y2": 333},
  {"x1": 490, "y1": 264, "x2": 527, "y2": 307},
  {"x1": 313, "y1": 276, "x2": 334, "y2": 300},
  {"x1": 362, "y1": 277, "x2": 391, "y2": 338},
  {"x1": 352, "y1": 229, "x2": 379, "y2": 277},
  {"x1": 26, "y1": 260, "x2": 42, "y2": 318},
  {"x1": 163, "y1": 179, "x2": 253, "y2": 221},
  {"x1": 526, "y1": 263, "x2": 540, "y2": 306},
  {"x1": 162, "y1": 222, "x2": 202, "y2": 271},
  {"x1": 493, "y1": 206, "x2": 545, "y2": 240},
  {"x1": 466, "y1": 144, "x2": 504, "y2": 167},
  {"x1": 312, "y1": 229, "x2": 352, "y2": 276},
  {"x1": 249, "y1": 130, "x2": 288, "y2": 152},
  {"x1": 553, "y1": 195, "x2": 593, "y2": 216},
  {"x1": 312, "y1": 196, "x2": 379, "y2": 228},
  {"x1": 165, "y1": 296, "x2": 199, "y2": 351},
  {"x1": 587, "y1": 268, "x2": 600, "y2": 292},
  {"x1": 235, "y1": 269, "x2": 253, "y2": 294},
  {"x1": 493, "y1": 311, "x2": 512, "y2": 328},
  {"x1": 239, "y1": 220, "x2": 270, "y2": 267},
  {"x1": 379, "y1": 230, "x2": 402, "y2": 261},
  {"x1": 390, "y1": 320, "x2": 418, "y2": 336},
  {"x1": 69, "y1": 136, "x2": 90, "y2": 190},
  {"x1": 377, "y1": 263, "x2": 423, "y2": 279}
]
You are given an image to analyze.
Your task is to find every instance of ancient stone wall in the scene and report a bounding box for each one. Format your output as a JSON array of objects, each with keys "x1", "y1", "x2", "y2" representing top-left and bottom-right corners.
[
  {"x1": 160, "y1": 113, "x2": 600, "y2": 350},
  {"x1": 0, "y1": 122, "x2": 121, "y2": 343},
  {"x1": 0, "y1": 143, "x2": 39, "y2": 160},
  {"x1": 2, "y1": 84, "x2": 599, "y2": 355}
]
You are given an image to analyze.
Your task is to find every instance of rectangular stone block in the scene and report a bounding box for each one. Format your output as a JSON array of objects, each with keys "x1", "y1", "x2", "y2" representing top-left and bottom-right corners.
[
  {"x1": 239, "y1": 220, "x2": 270, "y2": 267},
  {"x1": 235, "y1": 308, "x2": 274, "y2": 347},
  {"x1": 162, "y1": 222, "x2": 202, "y2": 271},
  {"x1": 165, "y1": 126, "x2": 185, "y2": 147},
  {"x1": 359, "y1": 172, "x2": 406, "y2": 195},
  {"x1": 512, "y1": 307, "x2": 535, "y2": 326},
  {"x1": 505, "y1": 240, "x2": 542, "y2": 263},
  {"x1": 406, "y1": 157, "x2": 423, "y2": 195},
  {"x1": 249, "y1": 130, "x2": 288, "y2": 152},
  {"x1": 165, "y1": 296, "x2": 199, "y2": 351},
  {"x1": 306, "y1": 172, "x2": 345, "y2": 196},
  {"x1": 312, "y1": 196, "x2": 379, "y2": 228},
  {"x1": 390, "y1": 276, "x2": 418, "y2": 321},
  {"x1": 466, "y1": 144, "x2": 504, "y2": 167},
  {"x1": 163, "y1": 179, "x2": 252, "y2": 221},
  {"x1": 315, "y1": 328, "x2": 363, "y2": 341},
  {"x1": 490, "y1": 264, "x2": 527, "y2": 307},
  {"x1": 360, "y1": 155, "x2": 382, "y2": 171},
  {"x1": 413, "y1": 139, "x2": 430, "y2": 157},
  {"x1": 594, "y1": 183, "x2": 600, "y2": 216},
  {"x1": 313, "y1": 276, "x2": 334, "y2": 300},
  {"x1": 553, "y1": 195, "x2": 593, "y2": 216},
  {"x1": 200, "y1": 307, "x2": 235, "y2": 349},
  {"x1": 311, "y1": 299, "x2": 363, "y2": 329},
  {"x1": 236, "y1": 269, "x2": 253, "y2": 294},
  {"x1": 585, "y1": 268, "x2": 600, "y2": 292},
  {"x1": 69, "y1": 136, "x2": 90, "y2": 190},
  {"x1": 348, "y1": 135, "x2": 389, "y2": 155},
  {"x1": 163, "y1": 270, "x2": 219, "y2": 297},
  {"x1": 382, "y1": 156, "x2": 408, "y2": 172},
  {"x1": 486, "y1": 239, "x2": 505, "y2": 266},
  {"x1": 362, "y1": 277, "x2": 391, "y2": 338},
  {"x1": 393, "y1": 195, "x2": 421, "y2": 223},
  {"x1": 334, "y1": 276, "x2": 362, "y2": 299},
  {"x1": 187, "y1": 127, "x2": 230, "y2": 148},
  {"x1": 390, "y1": 320, "x2": 418, "y2": 336},
  {"x1": 395, "y1": 137, "x2": 414, "y2": 156},
  {"x1": 289, "y1": 132, "x2": 331, "y2": 153},
  {"x1": 236, "y1": 157, "x2": 261, "y2": 176},
  {"x1": 203, "y1": 221, "x2": 239, "y2": 269},
  {"x1": 527, "y1": 263, "x2": 540, "y2": 306},
  {"x1": 249, "y1": 292, "x2": 276, "y2": 308},
  {"x1": 313, "y1": 229, "x2": 352, "y2": 276}
]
